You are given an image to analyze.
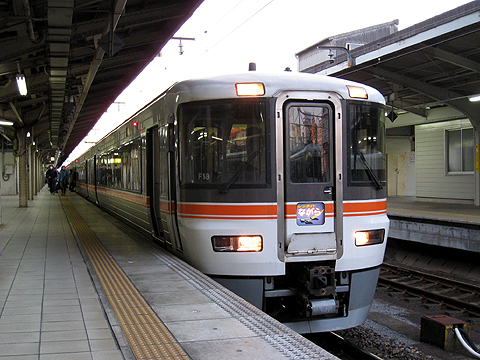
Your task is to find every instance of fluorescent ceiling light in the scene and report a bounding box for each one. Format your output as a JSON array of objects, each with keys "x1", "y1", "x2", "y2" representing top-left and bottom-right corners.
[
  {"x1": 16, "y1": 74, "x2": 27, "y2": 96},
  {"x1": 0, "y1": 120, "x2": 14, "y2": 126},
  {"x1": 469, "y1": 94, "x2": 480, "y2": 102}
]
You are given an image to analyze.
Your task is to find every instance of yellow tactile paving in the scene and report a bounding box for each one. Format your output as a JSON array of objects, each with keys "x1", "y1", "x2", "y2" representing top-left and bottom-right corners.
[
  {"x1": 108, "y1": 294, "x2": 150, "y2": 309},
  {"x1": 60, "y1": 196, "x2": 190, "y2": 359}
]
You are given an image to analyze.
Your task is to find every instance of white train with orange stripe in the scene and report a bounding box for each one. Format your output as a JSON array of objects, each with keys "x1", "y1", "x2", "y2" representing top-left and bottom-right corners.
[{"x1": 71, "y1": 71, "x2": 389, "y2": 333}]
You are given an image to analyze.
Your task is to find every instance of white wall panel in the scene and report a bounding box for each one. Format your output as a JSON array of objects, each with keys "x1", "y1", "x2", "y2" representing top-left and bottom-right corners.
[{"x1": 415, "y1": 120, "x2": 474, "y2": 200}]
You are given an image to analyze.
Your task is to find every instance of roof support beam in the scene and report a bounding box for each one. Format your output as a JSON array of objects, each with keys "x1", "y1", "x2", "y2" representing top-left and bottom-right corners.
[
  {"x1": 370, "y1": 66, "x2": 480, "y2": 128},
  {"x1": 59, "y1": 0, "x2": 127, "y2": 157},
  {"x1": 8, "y1": 101, "x2": 25, "y2": 126},
  {"x1": 424, "y1": 46, "x2": 480, "y2": 73},
  {"x1": 369, "y1": 66, "x2": 463, "y2": 103},
  {"x1": 47, "y1": 0, "x2": 74, "y2": 145}
]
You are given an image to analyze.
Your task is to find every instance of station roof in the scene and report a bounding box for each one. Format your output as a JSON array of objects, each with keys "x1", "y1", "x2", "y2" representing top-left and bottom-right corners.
[
  {"x1": 303, "y1": 1, "x2": 480, "y2": 128},
  {"x1": 0, "y1": 0, "x2": 203, "y2": 165}
]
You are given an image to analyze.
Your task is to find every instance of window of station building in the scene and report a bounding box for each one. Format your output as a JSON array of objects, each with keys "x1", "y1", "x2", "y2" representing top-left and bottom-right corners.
[{"x1": 446, "y1": 128, "x2": 474, "y2": 173}]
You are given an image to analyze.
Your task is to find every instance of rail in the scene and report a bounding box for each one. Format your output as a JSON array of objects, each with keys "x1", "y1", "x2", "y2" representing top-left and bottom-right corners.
[{"x1": 379, "y1": 263, "x2": 480, "y2": 317}]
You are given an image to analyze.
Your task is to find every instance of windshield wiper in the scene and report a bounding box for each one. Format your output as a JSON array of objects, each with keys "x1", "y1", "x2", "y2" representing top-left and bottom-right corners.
[
  {"x1": 219, "y1": 151, "x2": 260, "y2": 194},
  {"x1": 355, "y1": 150, "x2": 383, "y2": 190}
]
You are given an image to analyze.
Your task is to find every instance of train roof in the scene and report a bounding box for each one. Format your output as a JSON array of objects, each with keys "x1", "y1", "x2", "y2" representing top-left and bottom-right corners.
[
  {"x1": 169, "y1": 71, "x2": 385, "y2": 104},
  {"x1": 70, "y1": 71, "x2": 385, "y2": 163}
]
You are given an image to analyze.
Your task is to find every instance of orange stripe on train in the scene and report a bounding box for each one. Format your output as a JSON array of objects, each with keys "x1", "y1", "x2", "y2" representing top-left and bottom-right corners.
[
  {"x1": 177, "y1": 203, "x2": 277, "y2": 218},
  {"x1": 343, "y1": 200, "x2": 387, "y2": 216}
]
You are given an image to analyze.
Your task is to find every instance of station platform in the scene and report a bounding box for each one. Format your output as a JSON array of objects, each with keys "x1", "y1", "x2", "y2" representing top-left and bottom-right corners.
[
  {"x1": 0, "y1": 188, "x2": 337, "y2": 360},
  {"x1": 387, "y1": 196, "x2": 480, "y2": 226},
  {"x1": 387, "y1": 196, "x2": 480, "y2": 254},
  {"x1": 385, "y1": 196, "x2": 480, "y2": 285}
]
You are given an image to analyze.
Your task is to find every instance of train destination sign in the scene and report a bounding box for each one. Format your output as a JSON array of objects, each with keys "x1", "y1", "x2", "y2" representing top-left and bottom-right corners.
[{"x1": 296, "y1": 202, "x2": 325, "y2": 225}]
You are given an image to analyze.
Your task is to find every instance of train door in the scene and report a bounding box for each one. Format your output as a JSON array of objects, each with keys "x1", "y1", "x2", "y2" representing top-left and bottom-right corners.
[
  {"x1": 279, "y1": 98, "x2": 343, "y2": 261},
  {"x1": 84, "y1": 159, "x2": 89, "y2": 197},
  {"x1": 158, "y1": 121, "x2": 183, "y2": 252},
  {"x1": 88, "y1": 156, "x2": 99, "y2": 204},
  {"x1": 168, "y1": 122, "x2": 183, "y2": 252},
  {"x1": 84, "y1": 159, "x2": 90, "y2": 198},
  {"x1": 146, "y1": 126, "x2": 164, "y2": 238}
]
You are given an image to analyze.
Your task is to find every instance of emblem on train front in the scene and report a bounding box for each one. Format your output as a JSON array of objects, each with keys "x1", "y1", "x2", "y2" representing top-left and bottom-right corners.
[{"x1": 296, "y1": 202, "x2": 325, "y2": 225}]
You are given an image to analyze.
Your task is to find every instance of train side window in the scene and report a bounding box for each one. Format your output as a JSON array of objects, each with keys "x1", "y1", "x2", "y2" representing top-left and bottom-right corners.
[
  {"x1": 111, "y1": 152, "x2": 122, "y2": 188},
  {"x1": 88, "y1": 159, "x2": 95, "y2": 185},
  {"x1": 122, "y1": 149, "x2": 131, "y2": 189},
  {"x1": 130, "y1": 142, "x2": 141, "y2": 191},
  {"x1": 77, "y1": 163, "x2": 86, "y2": 183},
  {"x1": 97, "y1": 156, "x2": 108, "y2": 187}
]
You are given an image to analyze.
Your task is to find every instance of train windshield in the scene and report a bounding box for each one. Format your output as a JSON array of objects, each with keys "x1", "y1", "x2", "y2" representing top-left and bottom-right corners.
[
  {"x1": 178, "y1": 100, "x2": 267, "y2": 189},
  {"x1": 347, "y1": 102, "x2": 386, "y2": 188}
]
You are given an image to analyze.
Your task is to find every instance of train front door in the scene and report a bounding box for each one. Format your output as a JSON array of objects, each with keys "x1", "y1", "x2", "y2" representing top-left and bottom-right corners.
[{"x1": 281, "y1": 100, "x2": 341, "y2": 260}]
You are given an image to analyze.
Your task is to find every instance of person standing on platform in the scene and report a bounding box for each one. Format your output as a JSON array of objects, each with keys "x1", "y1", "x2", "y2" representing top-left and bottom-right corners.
[
  {"x1": 58, "y1": 166, "x2": 69, "y2": 196},
  {"x1": 69, "y1": 167, "x2": 78, "y2": 191},
  {"x1": 46, "y1": 165, "x2": 57, "y2": 194}
]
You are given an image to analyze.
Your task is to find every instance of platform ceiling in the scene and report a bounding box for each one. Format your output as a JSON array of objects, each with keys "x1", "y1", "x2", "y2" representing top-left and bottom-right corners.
[
  {"x1": 302, "y1": 1, "x2": 480, "y2": 130},
  {"x1": 0, "y1": 0, "x2": 203, "y2": 165}
]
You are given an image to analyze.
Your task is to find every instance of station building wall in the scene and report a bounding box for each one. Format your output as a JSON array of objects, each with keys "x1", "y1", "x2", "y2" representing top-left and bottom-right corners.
[
  {"x1": 386, "y1": 137, "x2": 416, "y2": 197},
  {"x1": 415, "y1": 119, "x2": 474, "y2": 201}
]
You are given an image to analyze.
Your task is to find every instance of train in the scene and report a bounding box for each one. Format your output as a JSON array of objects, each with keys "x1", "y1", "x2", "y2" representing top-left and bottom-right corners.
[{"x1": 69, "y1": 71, "x2": 389, "y2": 333}]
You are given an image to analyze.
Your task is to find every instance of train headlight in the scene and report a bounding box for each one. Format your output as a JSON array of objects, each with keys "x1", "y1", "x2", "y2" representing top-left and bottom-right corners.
[
  {"x1": 235, "y1": 83, "x2": 265, "y2": 96},
  {"x1": 347, "y1": 85, "x2": 368, "y2": 99},
  {"x1": 355, "y1": 229, "x2": 385, "y2": 246},
  {"x1": 212, "y1": 235, "x2": 263, "y2": 252}
]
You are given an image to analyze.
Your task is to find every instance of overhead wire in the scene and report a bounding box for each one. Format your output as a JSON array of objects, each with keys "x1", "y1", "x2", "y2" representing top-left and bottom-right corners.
[
  {"x1": 205, "y1": 0, "x2": 276, "y2": 53},
  {"x1": 163, "y1": 0, "x2": 276, "y2": 77},
  {"x1": 202, "y1": 0, "x2": 246, "y2": 35},
  {"x1": 174, "y1": 0, "x2": 275, "y2": 65}
]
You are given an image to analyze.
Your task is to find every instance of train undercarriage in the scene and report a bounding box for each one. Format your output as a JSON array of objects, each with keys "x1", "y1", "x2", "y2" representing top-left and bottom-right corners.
[{"x1": 264, "y1": 262, "x2": 350, "y2": 321}]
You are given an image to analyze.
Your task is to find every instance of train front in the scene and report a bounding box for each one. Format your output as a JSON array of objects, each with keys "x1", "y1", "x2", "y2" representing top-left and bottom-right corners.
[{"x1": 173, "y1": 73, "x2": 389, "y2": 333}]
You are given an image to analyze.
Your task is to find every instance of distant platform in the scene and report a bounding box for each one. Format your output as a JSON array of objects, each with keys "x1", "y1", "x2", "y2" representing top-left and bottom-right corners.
[{"x1": 387, "y1": 196, "x2": 480, "y2": 253}]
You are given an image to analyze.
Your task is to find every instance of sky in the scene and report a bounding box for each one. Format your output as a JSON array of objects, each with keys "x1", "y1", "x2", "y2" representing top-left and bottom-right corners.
[{"x1": 63, "y1": 0, "x2": 473, "y2": 165}]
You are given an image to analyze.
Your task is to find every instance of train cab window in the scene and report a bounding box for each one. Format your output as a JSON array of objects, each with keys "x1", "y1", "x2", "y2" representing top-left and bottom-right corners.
[
  {"x1": 179, "y1": 100, "x2": 267, "y2": 188},
  {"x1": 347, "y1": 103, "x2": 386, "y2": 188},
  {"x1": 287, "y1": 104, "x2": 331, "y2": 183}
]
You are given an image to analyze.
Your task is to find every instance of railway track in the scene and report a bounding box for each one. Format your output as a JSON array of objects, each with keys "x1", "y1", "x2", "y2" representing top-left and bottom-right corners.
[
  {"x1": 378, "y1": 263, "x2": 480, "y2": 317},
  {"x1": 306, "y1": 332, "x2": 383, "y2": 360}
]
